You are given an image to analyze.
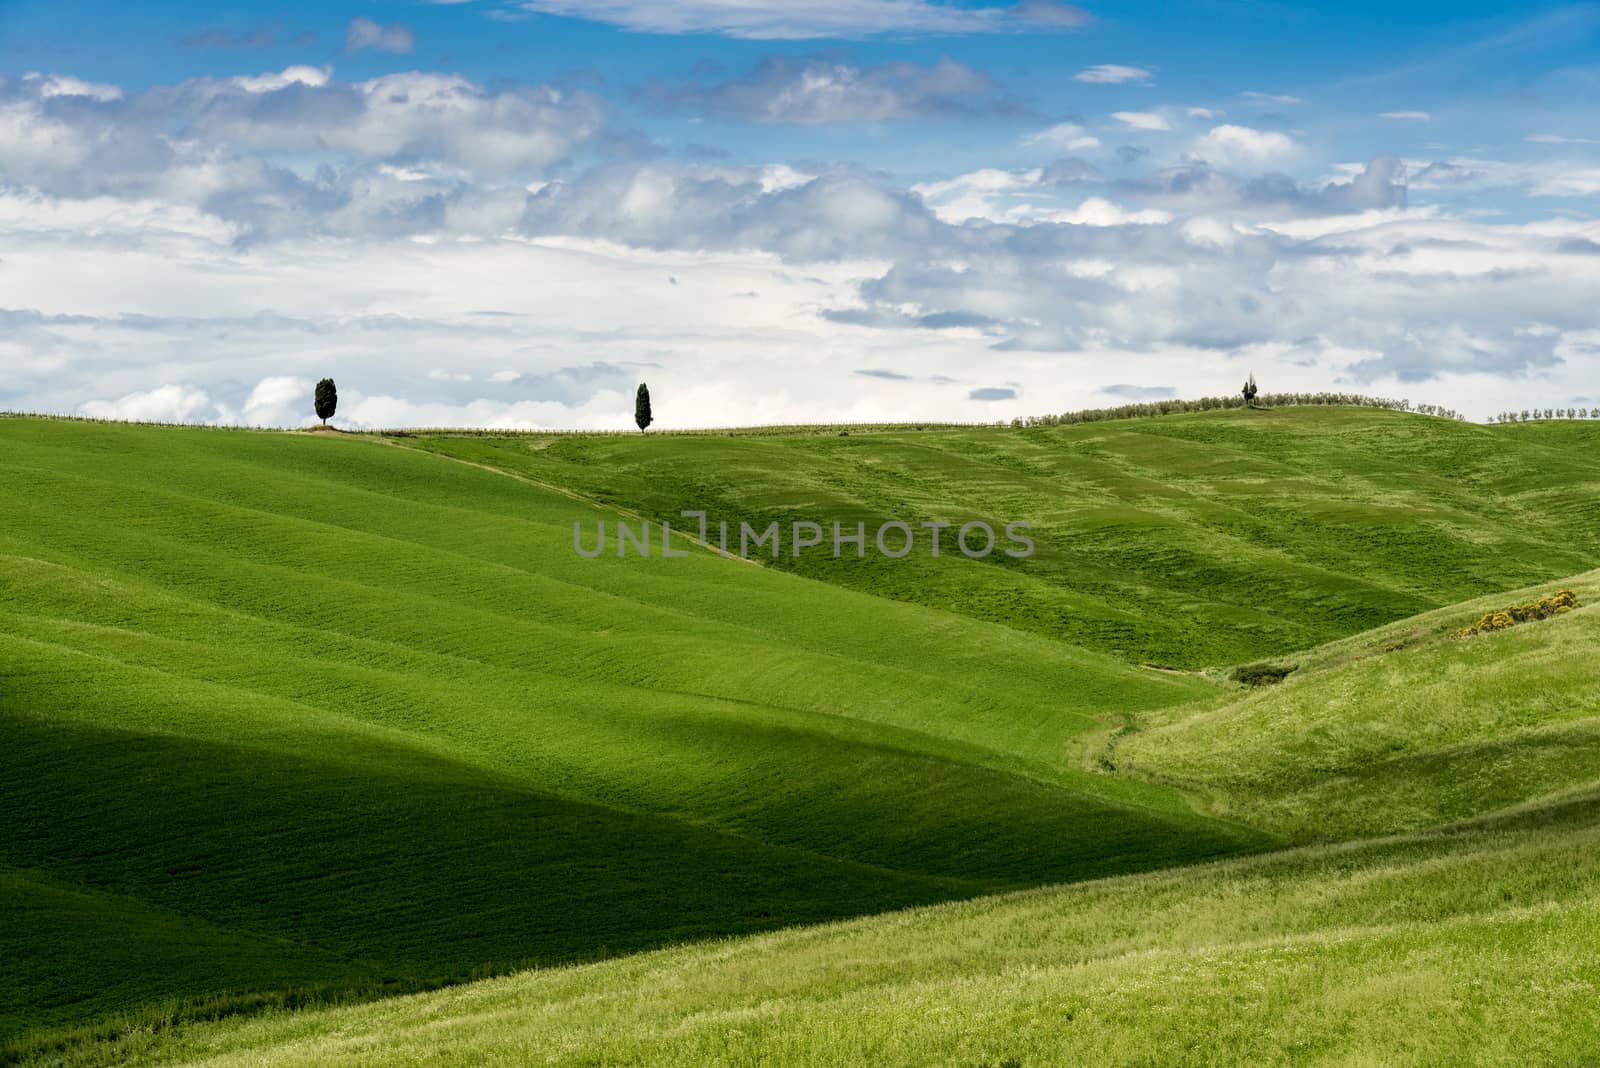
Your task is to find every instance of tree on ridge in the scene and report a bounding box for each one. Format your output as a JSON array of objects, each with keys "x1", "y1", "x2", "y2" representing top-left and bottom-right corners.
[
  {"x1": 635, "y1": 383, "x2": 653, "y2": 433},
  {"x1": 315, "y1": 378, "x2": 338, "y2": 426}
]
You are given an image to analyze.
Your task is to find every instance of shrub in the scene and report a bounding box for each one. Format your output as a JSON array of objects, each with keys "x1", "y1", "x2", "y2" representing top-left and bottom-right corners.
[
  {"x1": 1230, "y1": 662, "x2": 1296, "y2": 687},
  {"x1": 1455, "y1": 591, "x2": 1580, "y2": 637}
]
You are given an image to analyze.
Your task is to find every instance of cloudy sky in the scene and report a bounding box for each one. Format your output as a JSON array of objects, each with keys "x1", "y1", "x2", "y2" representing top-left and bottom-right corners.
[{"x1": 3, "y1": 0, "x2": 1599, "y2": 429}]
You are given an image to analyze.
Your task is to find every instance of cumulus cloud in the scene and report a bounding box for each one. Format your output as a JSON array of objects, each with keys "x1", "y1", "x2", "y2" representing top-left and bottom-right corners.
[
  {"x1": 241, "y1": 376, "x2": 313, "y2": 425},
  {"x1": 514, "y1": 163, "x2": 948, "y2": 259},
  {"x1": 1074, "y1": 65, "x2": 1152, "y2": 85},
  {"x1": 637, "y1": 55, "x2": 1017, "y2": 123},
  {"x1": 227, "y1": 64, "x2": 330, "y2": 92},
  {"x1": 1404, "y1": 155, "x2": 1600, "y2": 199},
  {"x1": 1191, "y1": 124, "x2": 1300, "y2": 167},
  {"x1": 3, "y1": 64, "x2": 1598, "y2": 428},
  {"x1": 80, "y1": 384, "x2": 214, "y2": 423},
  {"x1": 344, "y1": 17, "x2": 416, "y2": 55},
  {"x1": 0, "y1": 67, "x2": 607, "y2": 241}
]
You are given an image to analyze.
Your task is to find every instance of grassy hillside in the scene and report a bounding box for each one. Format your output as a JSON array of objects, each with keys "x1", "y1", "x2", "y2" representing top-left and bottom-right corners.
[
  {"x1": 0, "y1": 416, "x2": 1257, "y2": 1048},
  {"x1": 5, "y1": 408, "x2": 1597, "y2": 1063},
  {"x1": 36, "y1": 578, "x2": 1600, "y2": 1066},
  {"x1": 1114, "y1": 573, "x2": 1600, "y2": 841},
  {"x1": 408, "y1": 407, "x2": 1600, "y2": 667},
  {"x1": 57, "y1": 792, "x2": 1600, "y2": 1067}
]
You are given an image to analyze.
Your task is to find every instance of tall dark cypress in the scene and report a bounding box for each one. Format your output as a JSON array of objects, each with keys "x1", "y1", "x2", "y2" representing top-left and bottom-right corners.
[
  {"x1": 634, "y1": 383, "x2": 653, "y2": 433},
  {"x1": 314, "y1": 378, "x2": 338, "y2": 425}
]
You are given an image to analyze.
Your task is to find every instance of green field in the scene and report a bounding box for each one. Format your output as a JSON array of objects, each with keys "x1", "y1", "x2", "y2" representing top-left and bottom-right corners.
[
  {"x1": 3, "y1": 408, "x2": 1597, "y2": 1065},
  {"x1": 411, "y1": 408, "x2": 1600, "y2": 666},
  {"x1": 59, "y1": 791, "x2": 1600, "y2": 1067}
]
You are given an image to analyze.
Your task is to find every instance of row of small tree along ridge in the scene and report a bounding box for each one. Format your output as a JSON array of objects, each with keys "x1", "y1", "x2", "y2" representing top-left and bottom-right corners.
[
  {"x1": 1487, "y1": 408, "x2": 1599, "y2": 423},
  {"x1": 1010, "y1": 392, "x2": 1465, "y2": 428}
]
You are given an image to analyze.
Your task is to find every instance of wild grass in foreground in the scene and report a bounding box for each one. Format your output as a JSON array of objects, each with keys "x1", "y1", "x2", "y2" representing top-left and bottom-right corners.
[{"x1": 44, "y1": 792, "x2": 1600, "y2": 1067}]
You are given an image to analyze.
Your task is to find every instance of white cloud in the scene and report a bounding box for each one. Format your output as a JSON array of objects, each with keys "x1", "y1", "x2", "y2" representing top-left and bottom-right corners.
[
  {"x1": 241, "y1": 376, "x2": 314, "y2": 426},
  {"x1": 642, "y1": 56, "x2": 1009, "y2": 124},
  {"x1": 1073, "y1": 65, "x2": 1152, "y2": 85},
  {"x1": 1112, "y1": 111, "x2": 1171, "y2": 131},
  {"x1": 1535, "y1": 168, "x2": 1600, "y2": 197},
  {"x1": 1191, "y1": 124, "x2": 1300, "y2": 166},
  {"x1": 1380, "y1": 111, "x2": 1431, "y2": 121},
  {"x1": 912, "y1": 167, "x2": 1043, "y2": 223},
  {"x1": 4, "y1": 68, "x2": 1599, "y2": 429},
  {"x1": 21, "y1": 73, "x2": 122, "y2": 101},
  {"x1": 195, "y1": 71, "x2": 602, "y2": 176},
  {"x1": 0, "y1": 67, "x2": 607, "y2": 223},
  {"x1": 1038, "y1": 197, "x2": 1171, "y2": 226},
  {"x1": 513, "y1": 0, "x2": 1087, "y2": 39},
  {"x1": 1527, "y1": 133, "x2": 1600, "y2": 145},
  {"x1": 13, "y1": 201, "x2": 1600, "y2": 426},
  {"x1": 1186, "y1": 106, "x2": 1221, "y2": 118},
  {"x1": 79, "y1": 384, "x2": 214, "y2": 423},
  {"x1": 344, "y1": 17, "x2": 416, "y2": 54},
  {"x1": 230, "y1": 65, "x2": 330, "y2": 92},
  {"x1": 1022, "y1": 122, "x2": 1101, "y2": 152},
  {"x1": 1407, "y1": 155, "x2": 1600, "y2": 198},
  {"x1": 758, "y1": 164, "x2": 815, "y2": 193},
  {"x1": 1242, "y1": 91, "x2": 1302, "y2": 105}
]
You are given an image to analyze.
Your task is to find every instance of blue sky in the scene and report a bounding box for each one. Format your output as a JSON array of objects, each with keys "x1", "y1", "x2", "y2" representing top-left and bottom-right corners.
[{"x1": 2, "y1": 1, "x2": 1598, "y2": 426}]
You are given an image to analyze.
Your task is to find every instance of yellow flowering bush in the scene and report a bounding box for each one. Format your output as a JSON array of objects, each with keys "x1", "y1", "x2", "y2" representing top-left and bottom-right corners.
[{"x1": 1456, "y1": 591, "x2": 1580, "y2": 637}]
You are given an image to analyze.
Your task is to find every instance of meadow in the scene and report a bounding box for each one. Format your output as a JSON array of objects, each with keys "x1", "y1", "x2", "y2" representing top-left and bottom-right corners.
[
  {"x1": 53, "y1": 789, "x2": 1600, "y2": 1067},
  {"x1": 2, "y1": 407, "x2": 1597, "y2": 1065},
  {"x1": 411, "y1": 408, "x2": 1600, "y2": 667},
  {"x1": 0, "y1": 415, "x2": 1251, "y2": 1052}
]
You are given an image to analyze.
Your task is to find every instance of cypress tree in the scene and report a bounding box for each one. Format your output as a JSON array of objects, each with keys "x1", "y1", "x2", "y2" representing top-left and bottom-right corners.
[
  {"x1": 314, "y1": 378, "x2": 338, "y2": 425},
  {"x1": 634, "y1": 382, "x2": 653, "y2": 433}
]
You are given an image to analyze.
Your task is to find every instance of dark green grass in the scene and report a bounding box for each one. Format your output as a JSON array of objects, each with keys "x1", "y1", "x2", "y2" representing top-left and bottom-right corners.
[
  {"x1": 52, "y1": 791, "x2": 1600, "y2": 1067},
  {"x1": 0, "y1": 715, "x2": 972, "y2": 1044},
  {"x1": 0, "y1": 417, "x2": 1258, "y2": 1048},
  {"x1": 414, "y1": 407, "x2": 1600, "y2": 668}
]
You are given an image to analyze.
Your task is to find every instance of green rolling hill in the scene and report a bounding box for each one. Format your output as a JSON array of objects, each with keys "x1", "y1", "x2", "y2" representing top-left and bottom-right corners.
[
  {"x1": 65, "y1": 787, "x2": 1600, "y2": 1067},
  {"x1": 0, "y1": 415, "x2": 1251, "y2": 1050},
  {"x1": 2, "y1": 407, "x2": 1597, "y2": 1065},
  {"x1": 410, "y1": 408, "x2": 1600, "y2": 667}
]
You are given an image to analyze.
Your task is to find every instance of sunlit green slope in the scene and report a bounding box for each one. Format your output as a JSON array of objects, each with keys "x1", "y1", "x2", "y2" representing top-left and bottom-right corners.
[
  {"x1": 0, "y1": 416, "x2": 1255, "y2": 1046},
  {"x1": 415, "y1": 407, "x2": 1600, "y2": 667},
  {"x1": 1116, "y1": 571, "x2": 1600, "y2": 840},
  {"x1": 58, "y1": 582, "x2": 1600, "y2": 1068}
]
